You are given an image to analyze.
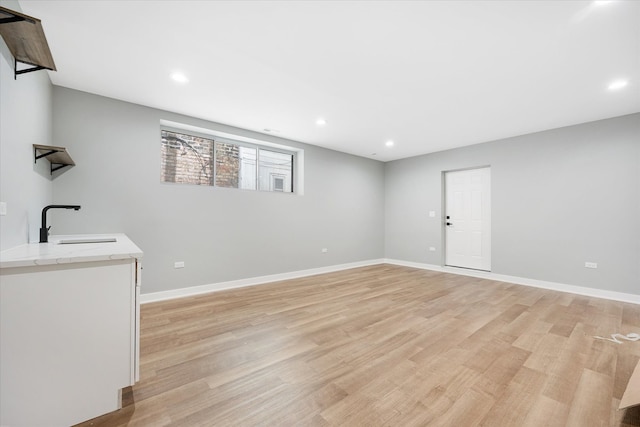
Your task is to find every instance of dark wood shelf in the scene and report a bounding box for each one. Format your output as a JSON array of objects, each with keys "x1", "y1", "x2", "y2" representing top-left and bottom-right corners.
[
  {"x1": 34, "y1": 144, "x2": 75, "y2": 175},
  {"x1": 0, "y1": 6, "x2": 56, "y2": 78}
]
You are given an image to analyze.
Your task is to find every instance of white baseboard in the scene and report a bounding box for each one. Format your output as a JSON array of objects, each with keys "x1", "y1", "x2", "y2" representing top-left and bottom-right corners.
[
  {"x1": 141, "y1": 258, "x2": 639, "y2": 305},
  {"x1": 140, "y1": 259, "x2": 386, "y2": 304},
  {"x1": 384, "y1": 258, "x2": 640, "y2": 305}
]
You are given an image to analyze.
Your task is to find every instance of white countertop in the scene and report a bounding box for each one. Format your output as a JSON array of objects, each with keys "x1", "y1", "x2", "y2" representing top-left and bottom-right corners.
[{"x1": 0, "y1": 234, "x2": 143, "y2": 269}]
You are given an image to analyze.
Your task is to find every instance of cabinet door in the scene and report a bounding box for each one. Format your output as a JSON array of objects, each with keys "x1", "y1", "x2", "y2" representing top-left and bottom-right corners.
[{"x1": 0, "y1": 259, "x2": 134, "y2": 426}]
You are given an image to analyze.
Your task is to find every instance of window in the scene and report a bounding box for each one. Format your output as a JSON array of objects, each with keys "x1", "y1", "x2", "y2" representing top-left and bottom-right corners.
[
  {"x1": 161, "y1": 129, "x2": 296, "y2": 193},
  {"x1": 259, "y1": 149, "x2": 293, "y2": 192},
  {"x1": 214, "y1": 141, "x2": 256, "y2": 190},
  {"x1": 160, "y1": 131, "x2": 214, "y2": 186}
]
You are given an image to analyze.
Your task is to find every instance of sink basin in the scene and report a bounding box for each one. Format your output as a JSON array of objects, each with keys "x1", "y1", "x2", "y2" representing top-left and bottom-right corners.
[{"x1": 58, "y1": 238, "x2": 117, "y2": 244}]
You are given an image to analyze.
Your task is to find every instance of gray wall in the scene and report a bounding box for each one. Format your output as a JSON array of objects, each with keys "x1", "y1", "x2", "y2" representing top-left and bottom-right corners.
[
  {"x1": 2, "y1": 20, "x2": 637, "y2": 298},
  {"x1": 51, "y1": 87, "x2": 385, "y2": 294},
  {"x1": 385, "y1": 113, "x2": 640, "y2": 294},
  {"x1": 0, "y1": 0, "x2": 53, "y2": 251}
]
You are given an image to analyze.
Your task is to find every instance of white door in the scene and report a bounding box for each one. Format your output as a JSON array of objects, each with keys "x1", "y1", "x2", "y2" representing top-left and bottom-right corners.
[{"x1": 445, "y1": 167, "x2": 491, "y2": 271}]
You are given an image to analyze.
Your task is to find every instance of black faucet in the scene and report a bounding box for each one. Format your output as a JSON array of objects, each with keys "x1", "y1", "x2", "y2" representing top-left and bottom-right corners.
[{"x1": 40, "y1": 205, "x2": 81, "y2": 243}]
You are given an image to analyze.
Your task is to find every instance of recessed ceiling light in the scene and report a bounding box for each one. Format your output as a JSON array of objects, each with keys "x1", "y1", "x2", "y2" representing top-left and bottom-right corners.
[
  {"x1": 316, "y1": 118, "x2": 327, "y2": 126},
  {"x1": 608, "y1": 79, "x2": 628, "y2": 90},
  {"x1": 385, "y1": 140, "x2": 395, "y2": 147},
  {"x1": 593, "y1": 0, "x2": 614, "y2": 6},
  {"x1": 170, "y1": 72, "x2": 189, "y2": 84}
]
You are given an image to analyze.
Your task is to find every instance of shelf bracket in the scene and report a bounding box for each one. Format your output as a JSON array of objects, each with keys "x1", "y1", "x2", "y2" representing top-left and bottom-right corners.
[
  {"x1": 34, "y1": 148, "x2": 61, "y2": 162},
  {"x1": 50, "y1": 163, "x2": 69, "y2": 174},
  {"x1": 15, "y1": 59, "x2": 47, "y2": 79},
  {"x1": 0, "y1": 15, "x2": 31, "y2": 25}
]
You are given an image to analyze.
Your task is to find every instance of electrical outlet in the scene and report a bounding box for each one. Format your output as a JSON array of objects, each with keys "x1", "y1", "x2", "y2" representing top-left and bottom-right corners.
[
  {"x1": 321, "y1": 248, "x2": 328, "y2": 253},
  {"x1": 429, "y1": 247, "x2": 436, "y2": 252},
  {"x1": 585, "y1": 262, "x2": 598, "y2": 269},
  {"x1": 428, "y1": 211, "x2": 436, "y2": 218},
  {"x1": 174, "y1": 261, "x2": 185, "y2": 269},
  {"x1": 0, "y1": 202, "x2": 6, "y2": 216}
]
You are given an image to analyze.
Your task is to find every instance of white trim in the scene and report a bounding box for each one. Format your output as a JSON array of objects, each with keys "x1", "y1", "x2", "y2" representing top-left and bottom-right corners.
[
  {"x1": 140, "y1": 259, "x2": 385, "y2": 304},
  {"x1": 384, "y1": 259, "x2": 640, "y2": 305},
  {"x1": 140, "y1": 258, "x2": 640, "y2": 305}
]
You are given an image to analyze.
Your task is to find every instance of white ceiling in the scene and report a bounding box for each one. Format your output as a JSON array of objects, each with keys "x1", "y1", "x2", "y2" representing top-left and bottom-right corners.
[{"x1": 18, "y1": 0, "x2": 640, "y2": 162}]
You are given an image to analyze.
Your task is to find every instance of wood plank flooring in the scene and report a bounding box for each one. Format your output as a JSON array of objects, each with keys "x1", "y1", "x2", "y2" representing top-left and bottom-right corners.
[{"x1": 77, "y1": 264, "x2": 640, "y2": 426}]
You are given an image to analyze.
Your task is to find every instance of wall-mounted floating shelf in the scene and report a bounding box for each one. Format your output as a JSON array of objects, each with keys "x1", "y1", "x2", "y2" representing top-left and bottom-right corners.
[
  {"x1": 0, "y1": 6, "x2": 56, "y2": 79},
  {"x1": 34, "y1": 144, "x2": 75, "y2": 175}
]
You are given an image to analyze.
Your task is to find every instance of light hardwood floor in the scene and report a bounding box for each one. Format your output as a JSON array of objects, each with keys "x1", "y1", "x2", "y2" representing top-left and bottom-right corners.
[{"x1": 77, "y1": 264, "x2": 640, "y2": 426}]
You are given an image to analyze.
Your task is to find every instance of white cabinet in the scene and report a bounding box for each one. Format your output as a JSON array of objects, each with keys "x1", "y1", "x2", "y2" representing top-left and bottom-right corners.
[{"x1": 0, "y1": 237, "x2": 141, "y2": 427}]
